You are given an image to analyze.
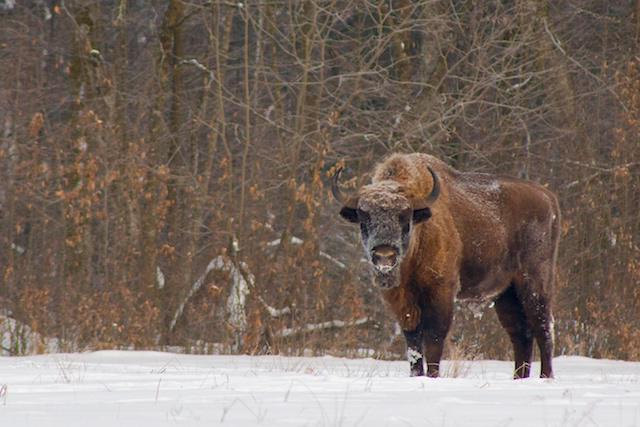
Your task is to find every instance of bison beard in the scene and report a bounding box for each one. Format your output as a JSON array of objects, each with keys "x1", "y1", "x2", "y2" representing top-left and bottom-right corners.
[{"x1": 333, "y1": 153, "x2": 560, "y2": 379}]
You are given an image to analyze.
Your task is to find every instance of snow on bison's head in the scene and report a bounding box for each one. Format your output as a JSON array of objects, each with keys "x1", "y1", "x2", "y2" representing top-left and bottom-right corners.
[{"x1": 331, "y1": 166, "x2": 440, "y2": 289}]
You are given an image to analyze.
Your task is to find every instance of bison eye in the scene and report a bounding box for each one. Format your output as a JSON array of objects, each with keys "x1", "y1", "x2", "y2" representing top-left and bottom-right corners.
[
  {"x1": 339, "y1": 206, "x2": 358, "y2": 223},
  {"x1": 412, "y1": 207, "x2": 432, "y2": 224}
]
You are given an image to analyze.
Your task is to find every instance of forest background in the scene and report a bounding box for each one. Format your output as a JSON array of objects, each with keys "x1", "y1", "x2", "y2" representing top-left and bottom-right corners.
[{"x1": 1, "y1": 0, "x2": 639, "y2": 361}]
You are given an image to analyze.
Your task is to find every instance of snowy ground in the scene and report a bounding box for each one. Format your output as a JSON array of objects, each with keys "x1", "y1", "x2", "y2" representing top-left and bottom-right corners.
[{"x1": 1, "y1": 352, "x2": 639, "y2": 426}]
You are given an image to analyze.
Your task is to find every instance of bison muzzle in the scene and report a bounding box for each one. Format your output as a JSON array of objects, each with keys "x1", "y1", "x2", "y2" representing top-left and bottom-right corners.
[{"x1": 333, "y1": 153, "x2": 560, "y2": 379}]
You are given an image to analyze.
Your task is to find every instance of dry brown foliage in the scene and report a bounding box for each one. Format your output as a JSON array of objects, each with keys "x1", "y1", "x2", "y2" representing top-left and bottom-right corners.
[{"x1": 0, "y1": 0, "x2": 639, "y2": 360}]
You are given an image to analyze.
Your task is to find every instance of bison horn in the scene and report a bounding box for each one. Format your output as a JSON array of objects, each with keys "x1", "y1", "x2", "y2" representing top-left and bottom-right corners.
[
  {"x1": 414, "y1": 166, "x2": 440, "y2": 209},
  {"x1": 331, "y1": 167, "x2": 358, "y2": 209}
]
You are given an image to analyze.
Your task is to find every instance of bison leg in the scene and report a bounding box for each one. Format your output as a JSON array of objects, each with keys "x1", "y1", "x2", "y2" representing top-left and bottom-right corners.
[
  {"x1": 383, "y1": 288, "x2": 424, "y2": 376},
  {"x1": 421, "y1": 295, "x2": 454, "y2": 378},
  {"x1": 403, "y1": 329, "x2": 425, "y2": 376},
  {"x1": 521, "y1": 292, "x2": 555, "y2": 379},
  {"x1": 422, "y1": 329, "x2": 447, "y2": 378},
  {"x1": 495, "y1": 285, "x2": 533, "y2": 379}
]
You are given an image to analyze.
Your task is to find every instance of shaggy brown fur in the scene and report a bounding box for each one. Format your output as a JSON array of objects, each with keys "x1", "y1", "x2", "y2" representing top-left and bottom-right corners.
[{"x1": 335, "y1": 153, "x2": 560, "y2": 378}]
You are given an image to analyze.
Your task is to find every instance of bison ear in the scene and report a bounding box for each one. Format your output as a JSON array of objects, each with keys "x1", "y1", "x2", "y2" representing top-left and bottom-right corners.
[
  {"x1": 412, "y1": 207, "x2": 432, "y2": 224},
  {"x1": 339, "y1": 206, "x2": 359, "y2": 223}
]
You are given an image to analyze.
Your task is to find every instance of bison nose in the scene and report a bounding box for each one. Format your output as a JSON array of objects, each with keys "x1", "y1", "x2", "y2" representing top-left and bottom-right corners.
[{"x1": 371, "y1": 245, "x2": 399, "y2": 271}]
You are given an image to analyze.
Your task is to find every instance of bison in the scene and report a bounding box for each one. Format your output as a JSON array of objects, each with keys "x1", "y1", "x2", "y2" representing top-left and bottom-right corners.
[{"x1": 332, "y1": 153, "x2": 560, "y2": 378}]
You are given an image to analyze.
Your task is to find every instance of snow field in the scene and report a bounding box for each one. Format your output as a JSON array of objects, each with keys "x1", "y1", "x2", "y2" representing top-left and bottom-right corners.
[{"x1": 0, "y1": 352, "x2": 639, "y2": 426}]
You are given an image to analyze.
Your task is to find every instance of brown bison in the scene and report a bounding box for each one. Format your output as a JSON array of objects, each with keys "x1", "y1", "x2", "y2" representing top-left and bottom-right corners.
[{"x1": 332, "y1": 153, "x2": 560, "y2": 378}]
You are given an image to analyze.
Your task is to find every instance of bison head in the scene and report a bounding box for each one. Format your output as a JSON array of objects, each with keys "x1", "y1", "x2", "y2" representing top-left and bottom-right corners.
[{"x1": 332, "y1": 167, "x2": 440, "y2": 288}]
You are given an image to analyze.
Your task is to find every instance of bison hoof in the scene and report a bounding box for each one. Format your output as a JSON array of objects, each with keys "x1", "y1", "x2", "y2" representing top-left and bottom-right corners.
[{"x1": 410, "y1": 365, "x2": 424, "y2": 377}]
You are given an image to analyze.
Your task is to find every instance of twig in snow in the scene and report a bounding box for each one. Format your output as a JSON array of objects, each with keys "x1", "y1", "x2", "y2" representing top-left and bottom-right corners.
[
  {"x1": 275, "y1": 317, "x2": 371, "y2": 338},
  {"x1": 11, "y1": 243, "x2": 25, "y2": 255},
  {"x1": 0, "y1": 384, "x2": 6, "y2": 406},
  {"x1": 155, "y1": 378, "x2": 161, "y2": 403},
  {"x1": 266, "y1": 236, "x2": 303, "y2": 247},
  {"x1": 156, "y1": 267, "x2": 165, "y2": 289},
  {"x1": 267, "y1": 235, "x2": 346, "y2": 270},
  {"x1": 259, "y1": 297, "x2": 291, "y2": 318},
  {"x1": 169, "y1": 257, "x2": 226, "y2": 332},
  {"x1": 319, "y1": 251, "x2": 346, "y2": 270},
  {"x1": 169, "y1": 255, "x2": 292, "y2": 332},
  {"x1": 179, "y1": 58, "x2": 215, "y2": 85}
]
